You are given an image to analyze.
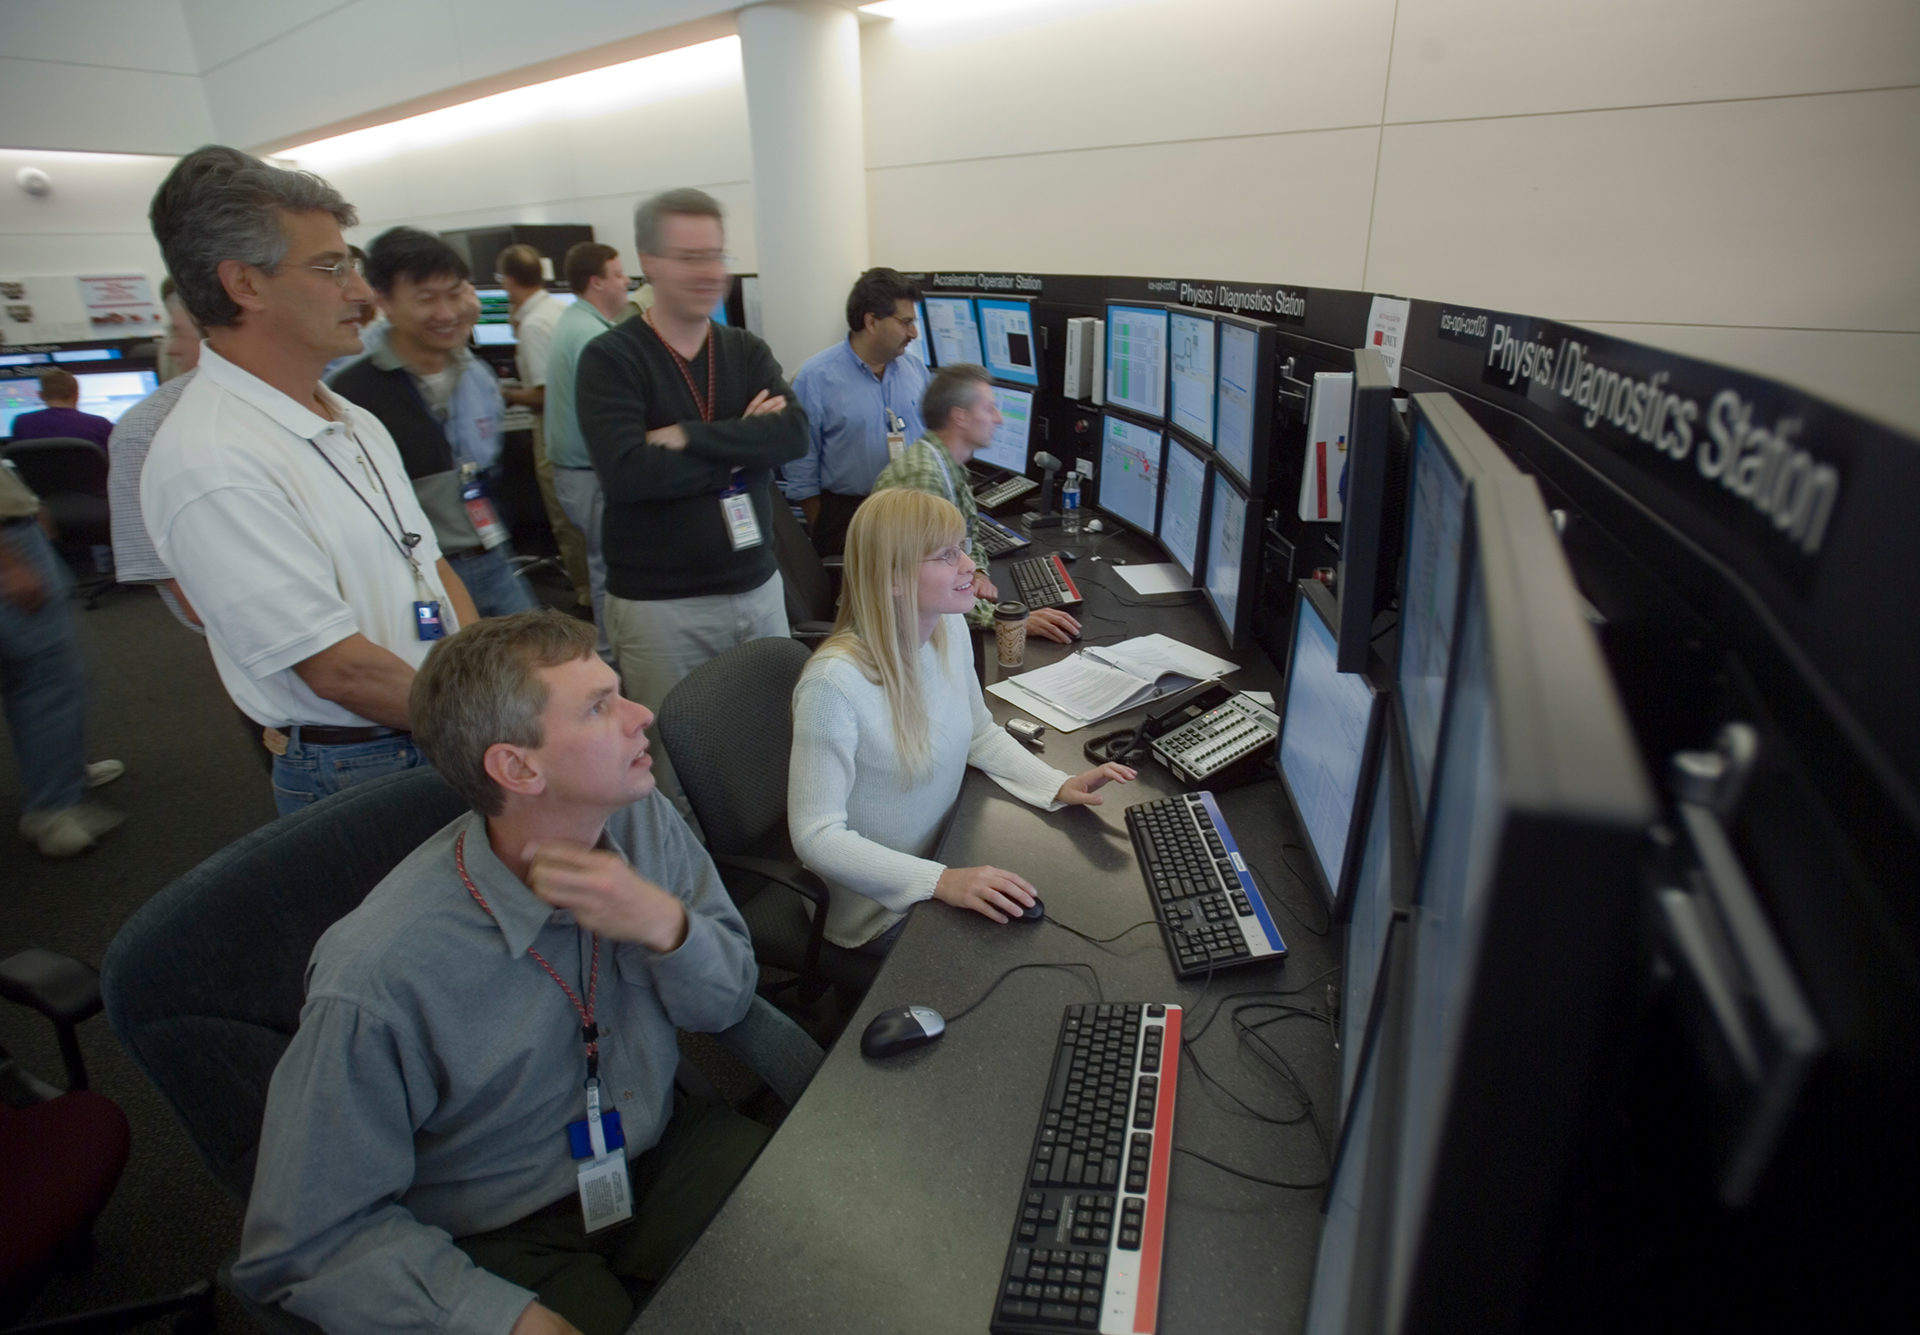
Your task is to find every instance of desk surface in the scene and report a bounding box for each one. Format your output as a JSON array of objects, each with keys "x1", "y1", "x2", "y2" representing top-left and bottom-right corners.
[{"x1": 636, "y1": 524, "x2": 1339, "y2": 1335}]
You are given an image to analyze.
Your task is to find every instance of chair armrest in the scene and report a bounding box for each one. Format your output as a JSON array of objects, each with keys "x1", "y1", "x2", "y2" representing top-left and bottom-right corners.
[
  {"x1": 711, "y1": 854, "x2": 828, "y2": 909},
  {"x1": 820, "y1": 556, "x2": 844, "y2": 572},
  {"x1": 790, "y1": 621, "x2": 834, "y2": 644},
  {"x1": 0, "y1": 948, "x2": 103, "y2": 1025}
]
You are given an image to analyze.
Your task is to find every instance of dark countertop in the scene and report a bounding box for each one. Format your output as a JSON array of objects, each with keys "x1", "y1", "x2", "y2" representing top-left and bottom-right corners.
[{"x1": 634, "y1": 522, "x2": 1339, "y2": 1335}]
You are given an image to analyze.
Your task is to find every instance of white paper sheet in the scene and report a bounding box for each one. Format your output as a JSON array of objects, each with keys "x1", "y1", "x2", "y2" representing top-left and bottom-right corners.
[{"x1": 1112, "y1": 563, "x2": 1191, "y2": 596}]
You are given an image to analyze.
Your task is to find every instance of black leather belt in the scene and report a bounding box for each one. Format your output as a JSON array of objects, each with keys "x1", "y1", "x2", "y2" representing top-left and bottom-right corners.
[{"x1": 287, "y1": 724, "x2": 408, "y2": 746}]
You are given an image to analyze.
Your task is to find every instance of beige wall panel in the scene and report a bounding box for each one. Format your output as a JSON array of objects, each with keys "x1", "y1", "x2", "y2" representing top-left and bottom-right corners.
[
  {"x1": 0, "y1": 58, "x2": 213, "y2": 156},
  {"x1": 0, "y1": 0, "x2": 200, "y2": 74}
]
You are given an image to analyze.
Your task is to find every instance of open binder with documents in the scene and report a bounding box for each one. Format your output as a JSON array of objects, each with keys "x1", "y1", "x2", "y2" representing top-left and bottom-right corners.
[{"x1": 987, "y1": 633, "x2": 1240, "y2": 733}]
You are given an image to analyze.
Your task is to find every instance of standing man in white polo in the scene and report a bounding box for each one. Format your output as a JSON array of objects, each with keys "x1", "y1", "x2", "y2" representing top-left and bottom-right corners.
[{"x1": 142, "y1": 146, "x2": 478, "y2": 816}]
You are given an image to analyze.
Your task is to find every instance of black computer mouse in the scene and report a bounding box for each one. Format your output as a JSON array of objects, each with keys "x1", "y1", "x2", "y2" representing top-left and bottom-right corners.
[
  {"x1": 860, "y1": 1005, "x2": 947, "y2": 1059},
  {"x1": 1059, "y1": 550, "x2": 1079, "y2": 563},
  {"x1": 1015, "y1": 896, "x2": 1046, "y2": 923}
]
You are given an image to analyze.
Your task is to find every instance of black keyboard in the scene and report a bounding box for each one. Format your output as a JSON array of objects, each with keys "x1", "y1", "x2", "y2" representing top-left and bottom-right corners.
[
  {"x1": 978, "y1": 513, "x2": 1032, "y2": 557},
  {"x1": 976, "y1": 473, "x2": 1040, "y2": 510},
  {"x1": 1124, "y1": 792, "x2": 1288, "y2": 978},
  {"x1": 992, "y1": 1003, "x2": 1182, "y2": 1335},
  {"x1": 1011, "y1": 553, "x2": 1082, "y2": 610}
]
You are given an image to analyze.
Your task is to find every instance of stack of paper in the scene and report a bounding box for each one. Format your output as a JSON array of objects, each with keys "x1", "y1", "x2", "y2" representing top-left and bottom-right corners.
[{"x1": 988, "y1": 634, "x2": 1240, "y2": 733}]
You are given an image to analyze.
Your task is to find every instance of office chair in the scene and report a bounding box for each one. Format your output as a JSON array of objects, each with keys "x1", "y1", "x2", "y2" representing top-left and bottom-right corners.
[
  {"x1": 101, "y1": 766, "x2": 819, "y2": 1332},
  {"x1": 657, "y1": 637, "x2": 881, "y2": 1011},
  {"x1": 1, "y1": 439, "x2": 114, "y2": 609},
  {"x1": 0, "y1": 948, "x2": 216, "y2": 1333},
  {"x1": 767, "y1": 488, "x2": 839, "y2": 646}
]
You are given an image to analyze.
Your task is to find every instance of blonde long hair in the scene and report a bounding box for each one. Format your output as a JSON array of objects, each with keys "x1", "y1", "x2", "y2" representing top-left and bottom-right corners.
[{"x1": 818, "y1": 489, "x2": 966, "y2": 780}]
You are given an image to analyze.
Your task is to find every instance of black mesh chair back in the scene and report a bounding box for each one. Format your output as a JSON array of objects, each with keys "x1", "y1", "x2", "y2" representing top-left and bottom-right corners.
[{"x1": 768, "y1": 486, "x2": 837, "y2": 633}]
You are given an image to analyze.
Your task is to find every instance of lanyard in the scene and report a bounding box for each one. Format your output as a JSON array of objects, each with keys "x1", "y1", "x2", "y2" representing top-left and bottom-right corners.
[
  {"x1": 455, "y1": 831, "x2": 602, "y2": 1080},
  {"x1": 306, "y1": 427, "x2": 425, "y2": 581},
  {"x1": 643, "y1": 310, "x2": 716, "y2": 424}
]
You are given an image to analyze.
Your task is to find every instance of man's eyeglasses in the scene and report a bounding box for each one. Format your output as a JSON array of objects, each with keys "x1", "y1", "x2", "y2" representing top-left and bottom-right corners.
[
  {"x1": 923, "y1": 546, "x2": 973, "y2": 568},
  {"x1": 308, "y1": 256, "x2": 367, "y2": 288},
  {"x1": 650, "y1": 250, "x2": 732, "y2": 269}
]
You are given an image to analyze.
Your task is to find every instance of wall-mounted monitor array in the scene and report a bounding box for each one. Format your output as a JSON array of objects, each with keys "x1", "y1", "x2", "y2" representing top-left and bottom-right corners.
[
  {"x1": 1105, "y1": 303, "x2": 1275, "y2": 498},
  {"x1": 1290, "y1": 392, "x2": 1653, "y2": 1335},
  {"x1": 975, "y1": 385, "x2": 1036, "y2": 475},
  {"x1": 1, "y1": 368, "x2": 161, "y2": 435}
]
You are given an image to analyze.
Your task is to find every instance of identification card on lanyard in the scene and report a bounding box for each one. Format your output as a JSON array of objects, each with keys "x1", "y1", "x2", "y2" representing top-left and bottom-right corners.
[
  {"x1": 458, "y1": 461, "x2": 510, "y2": 550},
  {"x1": 720, "y1": 477, "x2": 763, "y2": 551},
  {"x1": 886, "y1": 409, "x2": 906, "y2": 463}
]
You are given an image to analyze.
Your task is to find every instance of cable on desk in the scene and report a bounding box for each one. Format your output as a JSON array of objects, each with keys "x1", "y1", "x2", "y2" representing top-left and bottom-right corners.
[
  {"x1": 1252, "y1": 856, "x2": 1331, "y2": 938},
  {"x1": 1043, "y1": 917, "x2": 1159, "y2": 952},
  {"x1": 943, "y1": 961, "x2": 1104, "y2": 1026},
  {"x1": 1173, "y1": 1147, "x2": 1328, "y2": 1192},
  {"x1": 1182, "y1": 967, "x2": 1342, "y2": 1044}
]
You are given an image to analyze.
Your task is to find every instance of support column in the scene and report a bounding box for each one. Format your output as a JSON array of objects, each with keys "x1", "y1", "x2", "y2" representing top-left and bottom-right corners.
[{"x1": 737, "y1": 1, "x2": 869, "y2": 373}]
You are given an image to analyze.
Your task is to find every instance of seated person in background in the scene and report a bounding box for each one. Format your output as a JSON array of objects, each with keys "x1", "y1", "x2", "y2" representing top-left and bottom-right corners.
[
  {"x1": 789, "y1": 489, "x2": 1134, "y2": 955},
  {"x1": 235, "y1": 611, "x2": 776, "y2": 1335},
  {"x1": 10, "y1": 368, "x2": 113, "y2": 449},
  {"x1": 872, "y1": 362, "x2": 1079, "y2": 645},
  {"x1": 329, "y1": 227, "x2": 538, "y2": 618}
]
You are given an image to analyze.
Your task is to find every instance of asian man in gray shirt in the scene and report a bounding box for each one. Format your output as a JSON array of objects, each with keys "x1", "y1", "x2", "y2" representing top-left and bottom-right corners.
[{"x1": 233, "y1": 612, "x2": 780, "y2": 1335}]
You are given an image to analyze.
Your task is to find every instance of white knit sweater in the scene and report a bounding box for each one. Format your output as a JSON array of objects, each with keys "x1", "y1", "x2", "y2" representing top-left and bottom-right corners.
[{"x1": 790, "y1": 615, "x2": 1073, "y2": 948}]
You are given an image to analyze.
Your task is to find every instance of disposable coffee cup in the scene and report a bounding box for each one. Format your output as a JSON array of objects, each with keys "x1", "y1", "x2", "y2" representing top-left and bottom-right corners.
[{"x1": 994, "y1": 600, "x2": 1030, "y2": 668}]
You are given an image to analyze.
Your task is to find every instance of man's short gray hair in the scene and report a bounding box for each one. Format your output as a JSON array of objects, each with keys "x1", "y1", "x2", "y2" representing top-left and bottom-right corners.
[
  {"x1": 633, "y1": 187, "x2": 724, "y2": 256},
  {"x1": 148, "y1": 145, "x2": 357, "y2": 330},
  {"x1": 923, "y1": 363, "x2": 993, "y2": 433}
]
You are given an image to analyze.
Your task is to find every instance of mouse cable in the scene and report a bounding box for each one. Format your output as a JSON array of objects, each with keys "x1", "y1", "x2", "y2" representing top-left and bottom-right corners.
[
  {"x1": 943, "y1": 961, "x2": 1105, "y2": 1027},
  {"x1": 1250, "y1": 858, "x2": 1331, "y2": 939},
  {"x1": 1173, "y1": 1146, "x2": 1328, "y2": 1192},
  {"x1": 1182, "y1": 966, "x2": 1341, "y2": 1044},
  {"x1": 1043, "y1": 917, "x2": 1159, "y2": 952}
]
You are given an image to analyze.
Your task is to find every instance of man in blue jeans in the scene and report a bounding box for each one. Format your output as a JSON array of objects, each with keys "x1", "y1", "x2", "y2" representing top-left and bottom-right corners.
[{"x1": 0, "y1": 463, "x2": 125, "y2": 856}]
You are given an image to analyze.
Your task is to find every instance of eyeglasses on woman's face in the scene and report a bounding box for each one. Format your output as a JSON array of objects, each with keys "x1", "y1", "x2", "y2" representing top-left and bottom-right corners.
[{"x1": 923, "y1": 544, "x2": 973, "y2": 569}]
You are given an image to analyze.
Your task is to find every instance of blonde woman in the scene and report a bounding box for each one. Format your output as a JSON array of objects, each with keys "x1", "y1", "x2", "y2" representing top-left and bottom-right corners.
[{"x1": 789, "y1": 489, "x2": 1135, "y2": 954}]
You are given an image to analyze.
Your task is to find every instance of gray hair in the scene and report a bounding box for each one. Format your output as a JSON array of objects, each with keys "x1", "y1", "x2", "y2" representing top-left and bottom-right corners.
[
  {"x1": 149, "y1": 145, "x2": 357, "y2": 330},
  {"x1": 923, "y1": 363, "x2": 993, "y2": 433},
  {"x1": 410, "y1": 611, "x2": 601, "y2": 817},
  {"x1": 633, "y1": 187, "x2": 723, "y2": 256}
]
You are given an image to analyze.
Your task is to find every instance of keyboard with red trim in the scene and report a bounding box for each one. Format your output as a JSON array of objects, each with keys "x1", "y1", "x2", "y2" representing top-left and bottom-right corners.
[
  {"x1": 991, "y1": 1003, "x2": 1182, "y2": 1334},
  {"x1": 1010, "y1": 553, "x2": 1083, "y2": 610}
]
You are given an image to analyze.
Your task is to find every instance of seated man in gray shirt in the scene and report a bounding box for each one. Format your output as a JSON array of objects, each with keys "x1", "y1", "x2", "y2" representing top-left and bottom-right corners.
[{"x1": 234, "y1": 611, "x2": 768, "y2": 1335}]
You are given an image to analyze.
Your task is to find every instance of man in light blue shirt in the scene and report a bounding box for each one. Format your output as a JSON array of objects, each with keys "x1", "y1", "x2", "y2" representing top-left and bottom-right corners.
[
  {"x1": 787, "y1": 268, "x2": 930, "y2": 556},
  {"x1": 545, "y1": 242, "x2": 632, "y2": 658}
]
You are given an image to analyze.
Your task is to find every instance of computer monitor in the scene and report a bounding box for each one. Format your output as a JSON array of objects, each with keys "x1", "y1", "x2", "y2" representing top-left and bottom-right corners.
[
  {"x1": 1105, "y1": 303, "x2": 1168, "y2": 421},
  {"x1": 472, "y1": 286, "x2": 515, "y2": 345},
  {"x1": 1335, "y1": 348, "x2": 1406, "y2": 673},
  {"x1": 711, "y1": 297, "x2": 730, "y2": 326},
  {"x1": 1276, "y1": 580, "x2": 1383, "y2": 910},
  {"x1": 925, "y1": 295, "x2": 983, "y2": 369},
  {"x1": 1096, "y1": 414, "x2": 1163, "y2": 537},
  {"x1": 974, "y1": 385, "x2": 1034, "y2": 475},
  {"x1": 1338, "y1": 713, "x2": 1408, "y2": 1116},
  {"x1": 1212, "y1": 314, "x2": 1275, "y2": 496},
  {"x1": 0, "y1": 354, "x2": 49, "y2": 367},
  {"x1": 1, "y1": 369, "x2": 159, "y2": 435},
  {"x1": 977, "y1": 298, "x2": 1039, "y2": 388},
  {"x1": 1167, "y1": 307, "x2": 1215, "y2": 445},
  {"x1": 52, "y1": 348, "x2": 122, "y2": 363},
  {"x1": 1384, "y1": 471, "x2": 1652, "y2": 1332},
  {"x1": 907, "y1": 299, "x2": 930, "y2": 368},
  {"x1": 1201, "y1": 468, "x2": 1261, "y2": 648},
  {"x1": 1157, "y1": 433, "x2": 1208, "y2": 580}
]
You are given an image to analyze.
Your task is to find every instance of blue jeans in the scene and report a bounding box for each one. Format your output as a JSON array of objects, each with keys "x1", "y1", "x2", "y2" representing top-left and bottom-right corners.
[
  {"x1": 270, "y1": 729, "x2": 424, "y2": 818},
  {"x1": 0, "y1": 521, "x2": 88, "y2": 817},
  {"x1": 447, "y1": 544, "x2": 538, "y2": 619}
]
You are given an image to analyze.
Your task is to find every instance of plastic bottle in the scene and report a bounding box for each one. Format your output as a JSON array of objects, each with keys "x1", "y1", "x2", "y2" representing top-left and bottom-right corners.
[{"x1": 1061, "y1": 469, "x2": 1082, "y2": 538}]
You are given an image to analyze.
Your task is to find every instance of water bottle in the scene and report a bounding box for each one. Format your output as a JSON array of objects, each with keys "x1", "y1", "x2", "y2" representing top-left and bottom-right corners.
[{"x1": 1061, "y1": 469, "x2": 1082, "y2": 538}]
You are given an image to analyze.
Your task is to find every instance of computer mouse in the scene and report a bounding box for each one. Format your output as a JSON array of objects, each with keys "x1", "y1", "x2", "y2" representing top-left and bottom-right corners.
[
  {"x1": 860, "y1": 1005, "x2": 947, "y2": 1059},
  {"x1": 1016, "y1": 896, "x2": 1046, "y2": 923},
  {"x1": 1059, "y1": 550, "x2": 1079, "y2": 563}
]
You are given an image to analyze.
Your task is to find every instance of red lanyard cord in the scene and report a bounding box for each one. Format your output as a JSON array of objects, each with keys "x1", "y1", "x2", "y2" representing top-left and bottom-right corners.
[
  {"x1": 644, "y1": 310, "x2": 716, "y2": 424},
  {"x1": 455, "y1": 831, "x2": 602, "y2": 1079}
]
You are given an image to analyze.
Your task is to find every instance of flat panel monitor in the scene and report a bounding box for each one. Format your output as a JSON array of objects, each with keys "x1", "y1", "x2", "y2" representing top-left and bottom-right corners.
[
  {"x1": 1336, "y1": 347, "x2": 1406, "y2": 673},
  {"x1": 0, "y1": 354, "x2": 50, "y2": 367},
  {"x1": 1096, "y1": 414, "x2": 1163, "y2": 537},
  {"x1": 1167, "y1": 307, "x2": 1215, "y2": 445},
  {"x1": 52, "y1": 348, "x2": 122, "y2": 363},
  {"x1": 974, "y1": 385, "x2": 1034, "y2": 475},
  {"x1": 1276, "y1": 580, "x2": 1382, "y2": 911},
  {"x1": 1157, "y1": 433, "x2": 1208, "y2": 580},
  {"x1": 977, "y1": 298, "x2": 1039, "y2": 387},
  {"x1": 1338, "y1": 716, "x2": 1405, "y2": 1116},
  {"x1": 907, "y1": 299, "x2": 930, "y2": 368},
  {"x1": 1105, "y1": 303, "x2": 1168, "y2": 421},
  {"x1": 926, "y1": 295, "x2": 983, "y2": 369},
  {"x1": 1384, "y1": 472, "x2": 1652, "y2": 1332},
  {"x1": 472, "y1": 286, "x2": 515, "y2": 345},
  {"x1": 1202, "y1": 468, "x2": 1260, "y2": 648},
  {"x1": 711, "y1": 297, "x2": 730, "y2": 325},
  {"x1": 1, "y1": 369, "x2": 158, "y2": 434},
  {"x1": 1213, "y1": 314, "x2": 1275, "y2": 496}
]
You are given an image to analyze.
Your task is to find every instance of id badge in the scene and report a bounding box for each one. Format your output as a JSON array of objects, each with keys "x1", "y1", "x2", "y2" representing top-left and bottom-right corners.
[
  {"x1": 460, "y1": 472, "x2": 511, "y2": 550},
  {"x1": 721, "y1": 491, "x2": 763, "y2": 551},
  {"x1": 415, "y1": 600, "x2": 444, "y2": 641},
  {"x1": 886, "y1": 429, "x2": 906, "y2": 462},
  {"x1": 572, "y1": 1079, "x2": 633, "y2": 1233}
]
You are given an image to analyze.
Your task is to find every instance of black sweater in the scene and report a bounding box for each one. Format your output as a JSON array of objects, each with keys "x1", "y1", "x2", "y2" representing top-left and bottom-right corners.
[{"x1": 575, "y1": 318, "x2": 808, "y2": 601}]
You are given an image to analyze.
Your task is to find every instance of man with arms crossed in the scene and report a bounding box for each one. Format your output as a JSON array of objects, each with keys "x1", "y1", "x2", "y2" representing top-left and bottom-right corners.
[
  {"x1": 575, "y1": 190, "x2": 806, "y2": 815},
  {"x1": 874, "y1": 363, "x2": 1079, "y2": 644},
  {"x1": 234, "y1": 611, "x2": 769, "y2": 1335},
  {"x1": 787, "y1": 267, "x2": 929, "y2": 556},
  {"x1": 543, "y1": 242, "x2": 632, "y2": 661},
  {"x1": 142, "y1": 147, "x2": 477, "y2": 814}
]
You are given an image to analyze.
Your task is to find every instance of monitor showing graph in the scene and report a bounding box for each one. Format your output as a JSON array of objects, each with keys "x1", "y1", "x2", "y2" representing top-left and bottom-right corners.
[
  {"x1": 977, "y1": 298, "x2": 1039, "y2": 387},
  {"x1": 1168, "y1": 309, "x2": 1215, "y2": 445},
  {"x1": 1105, "y1": 304, "x2": 1167, "y2": 420},
  {"x1": 926, "y1": 295, "x2": 984, "y2": 369}
]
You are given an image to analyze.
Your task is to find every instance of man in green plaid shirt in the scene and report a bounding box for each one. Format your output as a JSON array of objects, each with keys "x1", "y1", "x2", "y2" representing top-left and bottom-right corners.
[{"x1": 871, "y1": 363, "x2": 1080, "y2": 643}]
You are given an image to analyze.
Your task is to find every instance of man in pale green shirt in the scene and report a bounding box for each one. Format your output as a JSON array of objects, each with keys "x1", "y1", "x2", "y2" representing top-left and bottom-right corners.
[{"x1": 545, "y1": 242, "x2": 631, "y2": 657}]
